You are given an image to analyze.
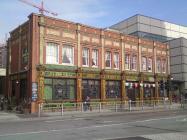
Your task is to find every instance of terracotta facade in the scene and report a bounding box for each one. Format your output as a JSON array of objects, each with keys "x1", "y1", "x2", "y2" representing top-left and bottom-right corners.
[{"x1": 6, "y1": 14, "x2": 170, "y2": 113}]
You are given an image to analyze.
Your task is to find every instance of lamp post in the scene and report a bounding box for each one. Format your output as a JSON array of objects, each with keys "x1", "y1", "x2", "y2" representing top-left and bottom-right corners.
[{"x1": 168, "y1": 75, "x2": 173, "y2": 103}]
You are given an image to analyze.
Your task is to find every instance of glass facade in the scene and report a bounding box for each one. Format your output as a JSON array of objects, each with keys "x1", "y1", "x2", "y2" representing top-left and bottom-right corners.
[{"x1": 130, "y1": 31, "x2": 173, "y2": 42}]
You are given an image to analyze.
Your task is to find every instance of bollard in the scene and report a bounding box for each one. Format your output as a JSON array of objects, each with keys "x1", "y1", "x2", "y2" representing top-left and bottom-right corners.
[
  {"x1": 115, "y1": 102, "x2": 117, "y2": 112},
  {"x1": 129, "y1": 100, "x2": 132, "y2": 111},
  {"x1": 38, "y1": 104, "x2": 41, "y2": 118},
  {"x1": 99, "y1": 102, "x2": 101, "y2": 113},
  {"x1": 163, "y1": 99, "x2": 167, "y2": 110},
  {"x1": 153, "y1": 101, "x2": 155, "y2": 110},
  {"x1": 141, "y1": 100, "x2": 144, "y2": 110},
  {"x1": 61, "y1": 103, "x2": 64, "y2": 116},
  {"x1": 81, "y1": 102, "x2": 84, "y2": 112}
]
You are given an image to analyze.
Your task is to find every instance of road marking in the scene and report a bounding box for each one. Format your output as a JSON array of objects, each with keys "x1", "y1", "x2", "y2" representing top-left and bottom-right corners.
[
  {"x1": 176, "y1": 118, "x2": 187, "y2": 122},
  {"x1": 103, "y1": 121, "x2": 113, "y2": 123},
  {"x1": 1, "y1": 115, "x2": 187, "y2": 137},
  {"x1": 45, "y1": 118, "x2": 84, "y2": 123}
]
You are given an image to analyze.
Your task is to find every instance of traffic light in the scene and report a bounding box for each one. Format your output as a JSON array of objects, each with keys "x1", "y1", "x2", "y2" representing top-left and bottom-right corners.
[
  {"x1": 160, "y1": 80, "x2": 164, "y2": 90},
  {"x1": 165, "y1": 82, "x2": 168, "y2": 90}
]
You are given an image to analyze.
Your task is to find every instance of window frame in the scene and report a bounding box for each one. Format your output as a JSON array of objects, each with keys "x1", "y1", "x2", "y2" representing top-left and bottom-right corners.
[
  {"x1": 113, "y1": 52, "x2": 119, "y2": 69},
  {"x1": 92, "y1": 49, "x2": 99, "y2": 67},
  {"x1": 142, "y1": 56, "x2": 147, "y2": 71},
  {"x1": 147, "y1": 57, "x2": 153, "y2": 72},
  {"x1": 82, "y1": 47, "x2": 89, "y2": 67},
  {"x1": 46, "y1": 42, "x2": 59, "y2": 64},
  {"x1": 131, "y1": 54, "x2": 137, "y2": 71},
  {"x1": 62, "y1": 45, "x2": 74, "y2": 65},
  {"x1": 125, "y1": 53, "x2": 130, "y2": 70},
  {"x1": 157, "y1": 58, "x2": 161, "y2": 73},
  {"x1": 105, "y1": 51, "x2": 111, "y2": 68},
  {"x1": 162, "y1": 59, "x2": 166, "y2": 73}
]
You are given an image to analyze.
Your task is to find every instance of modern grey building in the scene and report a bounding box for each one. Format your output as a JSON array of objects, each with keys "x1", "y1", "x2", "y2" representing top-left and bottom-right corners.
[
  {"x1": 168, "y1": 38, "x2": 187, "y2": 95},
  {"x1": 109, "y1": 14, "x2": 187, "y2": 97},
  {"x1": 110, "y1": 14, "x2": 187, "y2": 42}
]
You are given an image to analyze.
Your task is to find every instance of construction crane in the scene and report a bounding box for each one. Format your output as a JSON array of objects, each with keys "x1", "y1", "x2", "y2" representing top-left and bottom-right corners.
[{"x1": 18, "y1": 0, "x2": 58, "y2": 16}]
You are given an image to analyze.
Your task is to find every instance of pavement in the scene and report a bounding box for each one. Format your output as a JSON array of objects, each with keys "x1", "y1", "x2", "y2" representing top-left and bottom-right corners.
[{"x1": 0, "y1": 103, "x2": 184, "y2": 123}]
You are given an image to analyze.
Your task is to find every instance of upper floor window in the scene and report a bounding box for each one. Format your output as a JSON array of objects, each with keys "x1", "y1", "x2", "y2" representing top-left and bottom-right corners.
[
  {"x1": 105, "y1": 51, "x2": 111, "y2": 68},
  {"x1": 142, "y1": 56, "x2": 147, "y2": 71},
  {"x1": 46, "y1": 43, "x2": 58, "y2": 64},
  {"x1": 62, "y1": 45, "x2": 74, "y2": 65},
  {"x1": 157, "y1": 58, "x2": 161, "y2": 73},
  {"x1": 82, "y1": 48, "x2": 89, "y2": 66},
  {"x1": 125, "y1": 53, "x2": 130, "y2": 70},
  {"x1": 22, "y1": 47, "x2": 28, "y2": 64},
  {"x1": 147, "y1": 58, "x2": 152, "y2": 72},
  {"x1": 131, "y1": 55, "x2": 137, "y2": 71},
  {"x1": 92, "y1": 49, "x2": 98, "y2": 67},
  {"x1": 162, "y1": 59, "x2": 166, "y2": 73},
  {"x1": 113, "y1": 52, "x2": 119, "y2": 69}
]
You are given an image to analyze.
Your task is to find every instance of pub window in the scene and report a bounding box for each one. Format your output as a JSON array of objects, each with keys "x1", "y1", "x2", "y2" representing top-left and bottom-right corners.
[
  {"x1": 157, "y1": 58, "x2": 161, "y2": 73},
  {"x1": 113, "y1": 52, "x2": 119, "y2": 69},
  {"x1": 44, "y1": 78, "x2": 76, "y2": 100},
  {"x1": 125, "y1": 53, "x2": 130, "y2": 70},
  {"x1": 106, "y1": 81, "x2": 121, "y2": 98},
  {"x1": 142, "y1": 56, "x2": 147, "y2": 71},
  {"x1": 92, "y1": 49, "x2": 98, "y2": 67},
  {"x1": 105, "y1": 51, "x2": 111, "y2": 68},
  {"x1": 147, "y1": 58, "x2": 152, "y2": 72},
  {"x1": 62, "y1": 45, "x2": 74, "y2": 65},
  {"x1": 131, "y1": 55, "x2": 137, "y2": 71},
  {"x1": 82, "y1": 80, "x2": 100, "y2": 100},
  {"x1": 162, "y1": 59, "x2": 166, "y2": 73},
  {"x1": 46, "y1": 43, "x2": 59, "y2": 64},
  {"x1": 82, "y1": 48, "x2": 89, "y2": 66}
]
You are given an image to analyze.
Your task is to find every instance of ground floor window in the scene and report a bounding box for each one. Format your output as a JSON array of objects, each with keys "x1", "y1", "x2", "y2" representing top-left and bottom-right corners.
[
  {"x1": 126, "y1": 82, "x2": 139, "y2": 101},
  {"x1": 143, "y1": 83, "x2": 155, "y2": 99},
  {"x1": 44, "y1": 78, "x2": 76, "y2": 101},
  {"x1": 106, "y1": 80, "x2": 121, "y2": 98},
  {"x1": 82, "y1": 79, "x2": 100, "y2": 100}
]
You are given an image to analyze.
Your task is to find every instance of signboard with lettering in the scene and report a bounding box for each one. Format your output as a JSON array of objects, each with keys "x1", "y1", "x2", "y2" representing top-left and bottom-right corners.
[
  {"x1": 44, "y1": 71, "x2": 76, "y2": 78},
  {"x1": 104, "y1": 75, "x2": 121, "y2": 80},
  {"x1": 82, "y1": 73, "x2": 100, "y2": 79}
]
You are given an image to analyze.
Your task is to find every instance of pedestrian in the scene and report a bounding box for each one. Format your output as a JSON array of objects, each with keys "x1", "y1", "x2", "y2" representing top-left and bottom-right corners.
[
  {"x1": 86, "y1": 96, "x2": 91, "y2": 111},
  {"x1": 0, "y1": 96, "x2": 4, "y2": 111}
]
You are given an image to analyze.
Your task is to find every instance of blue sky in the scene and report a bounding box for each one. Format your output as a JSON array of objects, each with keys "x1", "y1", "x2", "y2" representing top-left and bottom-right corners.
[{"x1": 1, "y1": 0, "x2": 187, "y2": 43}]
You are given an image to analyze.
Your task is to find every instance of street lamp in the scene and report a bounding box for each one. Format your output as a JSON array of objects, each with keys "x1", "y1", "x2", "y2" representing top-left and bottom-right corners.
[{"x1": 168, "y1": 75, "x2": 173, "y2": 103}]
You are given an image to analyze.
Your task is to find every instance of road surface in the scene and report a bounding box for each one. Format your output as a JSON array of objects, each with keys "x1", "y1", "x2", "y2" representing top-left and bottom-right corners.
[{"x1": 0, "y1": 110, "x2": 187, "y2": 140}]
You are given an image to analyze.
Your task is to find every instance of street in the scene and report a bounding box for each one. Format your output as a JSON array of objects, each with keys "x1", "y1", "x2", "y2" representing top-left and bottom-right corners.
[{"x1": 0, "y1": 110, "x2": 187, "y2": 140}]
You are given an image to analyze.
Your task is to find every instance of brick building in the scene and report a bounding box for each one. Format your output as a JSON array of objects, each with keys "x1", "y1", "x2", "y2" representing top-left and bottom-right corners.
[
  {"x1": 6, "y1": 13, "x2": 169, "y2": 113},
  {"x1": 0, "y1": 43, "x2": 6, "y2": 97}
]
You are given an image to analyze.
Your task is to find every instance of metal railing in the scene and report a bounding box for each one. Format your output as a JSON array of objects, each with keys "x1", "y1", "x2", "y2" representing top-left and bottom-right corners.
[
  {"x1": 181, "y1": 99, "x2": 187, "y2": 109},
  {"x1": 38, "y1": 100, "x2": 182, "y2": 117}
]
